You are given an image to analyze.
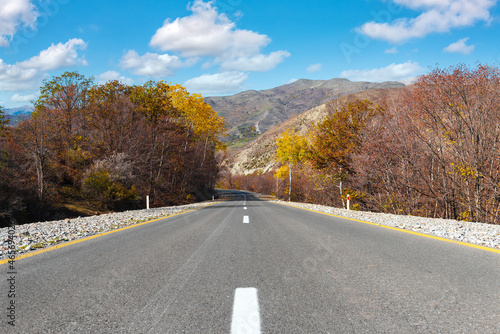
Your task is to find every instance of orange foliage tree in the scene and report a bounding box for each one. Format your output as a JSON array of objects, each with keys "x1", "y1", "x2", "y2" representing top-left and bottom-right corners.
[
  {"x1": 308, "y1": 100, "x2": 381, "y2": 207},
  {"x1": 396, "y1": 64, "x2": 500, "y2": 222},
  {"x1": 355, "y1": 63, "x2": 500, "y2": 222},
  {"x1": 3, "y1": 72, "x2": 226, "y2": 222}
]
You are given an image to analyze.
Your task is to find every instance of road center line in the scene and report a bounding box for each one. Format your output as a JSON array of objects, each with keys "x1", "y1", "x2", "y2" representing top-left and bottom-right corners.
[
  {"x1": 243, "y1": 215, "x2": 249, "y2": 223},
  {"x1": 231, "y1": 287, "x2": 261, "y2": 334}
]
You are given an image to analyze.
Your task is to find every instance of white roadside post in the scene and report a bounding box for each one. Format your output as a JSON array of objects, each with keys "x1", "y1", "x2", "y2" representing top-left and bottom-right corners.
[
  {"x1": 146, "y1": 195, "x2": 150, "y2": 210},
  {"x1": 347, "y1": 194, "x2": 350, "y2": 210}
]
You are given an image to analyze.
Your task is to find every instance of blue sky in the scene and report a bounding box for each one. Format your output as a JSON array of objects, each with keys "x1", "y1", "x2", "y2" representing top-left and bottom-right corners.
[{"x1": 1, "y1": 0, "x2": 499, "y2": 108}]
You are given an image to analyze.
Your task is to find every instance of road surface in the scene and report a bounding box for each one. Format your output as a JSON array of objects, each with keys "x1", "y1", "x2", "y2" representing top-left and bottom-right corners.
[{"x1": 2, "y1": 191, "x2": 499, "y2": 333}]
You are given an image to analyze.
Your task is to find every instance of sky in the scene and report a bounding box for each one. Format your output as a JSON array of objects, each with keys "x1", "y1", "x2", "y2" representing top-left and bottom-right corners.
[{"x1": 0, "y1": 0, "x2": 499, "y2": 108}]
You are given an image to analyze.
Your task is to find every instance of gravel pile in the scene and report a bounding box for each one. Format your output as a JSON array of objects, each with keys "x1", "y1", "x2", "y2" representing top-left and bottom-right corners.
[
  {"x1": 276, "y1": 200, "x2": 500, "y2": 250},
  {"x1": 0, "y1": 202, "x2": 213, "y2": 260}
]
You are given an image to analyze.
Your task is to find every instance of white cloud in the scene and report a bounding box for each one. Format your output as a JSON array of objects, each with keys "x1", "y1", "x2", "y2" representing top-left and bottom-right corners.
[
  {"x1": 0, "y1": 38, "x2": 87, "y2": 91},
  {"x1": 119, "y1": 50, "x2": 184, "y2": 77},
  {"x1": 385, "y1": 47, "x2": 398, "y2": 54},
  {"x1": 97, "y1": 71, "x2": 134, "y2": 85},
  {"x1": 184, "y1": 71, "x2": 248, "y2": 95},
  {"x1": 443, "y1": 37, "x2": 474, "y2": 54},
  {"x1": 220, "y1": 51, "x2": 291, "y2": 72},
  {"x1": 150, "y1": 0, "x2": 269, "y2": 58},
  {"x1": 307, "y1": 63, "x2": 322, "y2": 72},
  {"x1": 10, "y1": 93, "x2": 37, "y2": 103},
  {"x1": 22, "y1": 39, "x2": 87, "y2": 70},
  {"x1": 358, "y1": 0, "x2": 496, "y2": 43},
  {"x1": 120, "y1": 1, "x2": 288, "y2": 89},
  {"x1": 0, "y1": 0, "x2": 38, "y2": 47},
  {"x1": 149, "y1": 0, "x2": 288, "y2": 72},
  {"x1": 340, "y1": 61, "x2": 424, "y2": 82}
]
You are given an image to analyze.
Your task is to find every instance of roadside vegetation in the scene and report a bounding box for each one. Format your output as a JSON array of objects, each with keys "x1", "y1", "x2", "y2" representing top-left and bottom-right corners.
[
  {"x1": 220, "y1": 64, "x2": 500, "y2": 224},
  {"x1": 0, "y1": 71, "x2": 226, "y2": 227}
]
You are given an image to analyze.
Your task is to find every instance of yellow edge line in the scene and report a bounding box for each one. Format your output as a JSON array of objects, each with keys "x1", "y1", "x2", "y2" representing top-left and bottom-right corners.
[
  {"x1": 275, "y1": 201, "x2": 500, "y2": 254},
  {"x1": 0, "y1": 203, "x2": 216, "y2": 265}
]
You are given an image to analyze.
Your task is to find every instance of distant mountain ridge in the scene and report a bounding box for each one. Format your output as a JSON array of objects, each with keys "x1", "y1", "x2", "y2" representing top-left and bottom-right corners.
[
  {"x1": 4, "y1": 105, "x2": 34, "y2": 115},
  {"x1": 205, "y1": 78, "x2": 405, "y2": 145},
  {"x1": 225, "y1": 85, "x2": 408, "y2": 175},
  {"x1": 3, "y1": 105, "x2": 33, "y2": 125}
]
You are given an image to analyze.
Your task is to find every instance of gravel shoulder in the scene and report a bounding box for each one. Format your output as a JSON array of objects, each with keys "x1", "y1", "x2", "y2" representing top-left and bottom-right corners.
[
  {"x1": 274, "y1": 200, "x2": 500, "y2": 250},
  {"x1": 0, "y1": 201, "x2": 215, "y2": 260},
  {"x1": 2, "y1": 198, "x2": 499, "y2": 261}
]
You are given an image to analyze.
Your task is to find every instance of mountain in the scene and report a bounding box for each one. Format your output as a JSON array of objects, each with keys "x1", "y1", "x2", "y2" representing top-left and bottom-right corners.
[
  {"x1": 205, "y1": 78, "x2": 405, "y2": 147},
  {"x1": 225, "y1": 86, "x2": 408, "y2": 175},
  {"x1": 4, "y1": 105, "x2": 34, "y2": 115},
  {"x1": 3, "y1": 105, "x2": 34, "y2": 126}
]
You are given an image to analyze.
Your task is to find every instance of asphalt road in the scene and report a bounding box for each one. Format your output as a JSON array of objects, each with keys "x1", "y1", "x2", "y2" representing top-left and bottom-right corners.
[{"x1": 2, "y1": 192, "x2": 499, "y2": 333}]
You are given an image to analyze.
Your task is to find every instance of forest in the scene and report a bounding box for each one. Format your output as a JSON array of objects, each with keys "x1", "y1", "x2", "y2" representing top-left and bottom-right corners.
[
  {"x1": 222, "y1": 64, "x2": 500, "y2": 225},
  {"x1": 0, "y1": 71, "x2": 226, "y2": 227}
]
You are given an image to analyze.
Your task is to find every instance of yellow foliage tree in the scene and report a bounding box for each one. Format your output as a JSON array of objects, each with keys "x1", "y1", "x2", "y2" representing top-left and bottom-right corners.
[
  {"x1": 167, "y1": 84, "x2": 226, "y2": 148},
  {"x1": 276, "y1": 129, "x2": 308, "y2": 201},
  {"x1": 167, "y1": 84, "x2": 226, "y2": 170}
]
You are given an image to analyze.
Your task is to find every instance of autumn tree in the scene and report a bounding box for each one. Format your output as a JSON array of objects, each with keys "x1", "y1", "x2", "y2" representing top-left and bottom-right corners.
[
  {"x1": 401, "y1": 64, "x2": 500, "y2": 222},
  {"x1": 351, "y1": 99, "x2": 427, "y2": 215},
  {"x1": 168, "y1": 85, "x2": 225, "y2": 148},
  {"x1": 309, "y1": 100, "x2": 381, "y2": 207},
  {"x1": 4, "y1": 72, "x2": 226, "y2": 223},
  {"x1": 1, "y1": 107, "x2": 44, "y2": 225},
  {"x1": 342, "y1": 64, "x2": 500, "y2": 223},
  {"x1": 15, "y1": 110, "x2": 56, "y2": 202},
  {"x1": 129, "y1": 81, "x2": 182, "y2": 201},
  {"x1": 86, "y1": 80, "x2": 136, "y2": 157},
  {"x1": 126, "y1": 80, "x2": 226, "y2": 205},
  {"x1": 167, "y1": 84, "x2": 226, "y2": 195},
  {"x1": 34, "y1": 71, "x2": 94, "y2": 186},
  {"x1": 276, "y1": 129, "x2": 308, "y2": 201}
]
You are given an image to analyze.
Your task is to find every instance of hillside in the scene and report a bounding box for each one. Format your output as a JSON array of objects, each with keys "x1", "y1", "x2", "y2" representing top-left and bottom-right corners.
[
  {"x1": 225, "y1": 86, "x2": 407, "y2": 175},
  {"x1": 205, "y1": 78, "x2": 404, "y2": 147}
]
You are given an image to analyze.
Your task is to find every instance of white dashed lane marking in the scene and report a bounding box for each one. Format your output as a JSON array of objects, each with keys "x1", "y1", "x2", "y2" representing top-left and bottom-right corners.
[
  {"x1": 231, "y1": 287, "x2": 261, "y2": 334},
  {"x1": 243, "y1": 215, "x2": 249, "y2": 224}
]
